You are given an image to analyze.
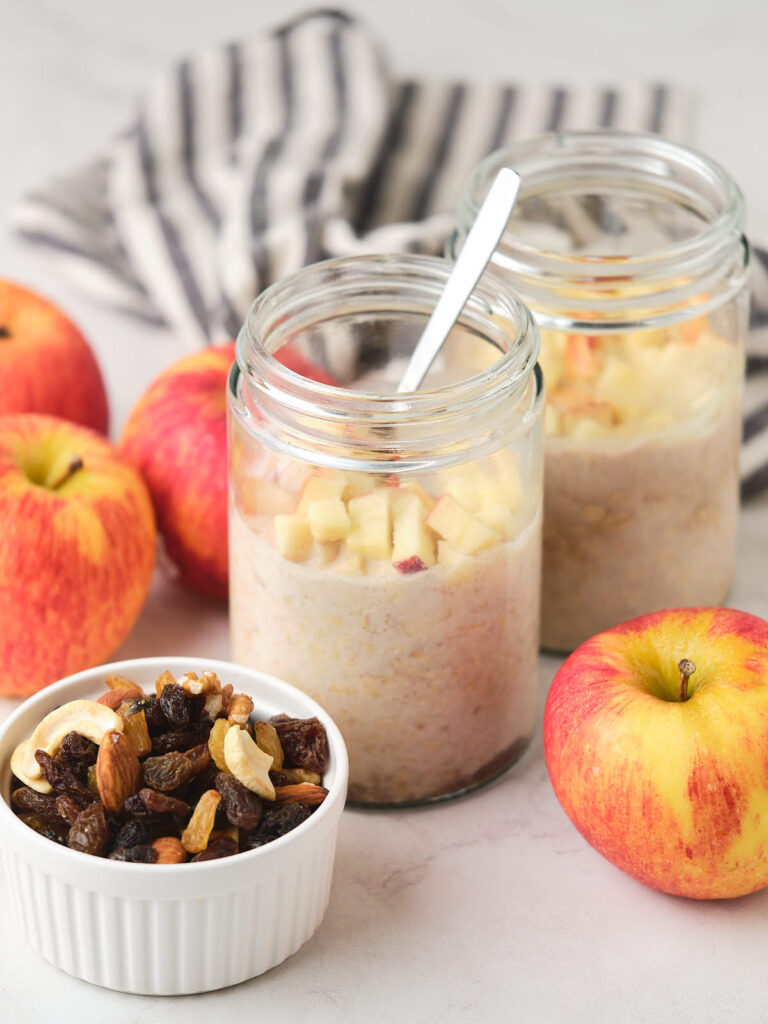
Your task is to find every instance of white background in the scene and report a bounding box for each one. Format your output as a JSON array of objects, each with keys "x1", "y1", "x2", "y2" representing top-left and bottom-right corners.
[{"x1": 1, "y1": 1, "x2": 767, "y2": 1021}]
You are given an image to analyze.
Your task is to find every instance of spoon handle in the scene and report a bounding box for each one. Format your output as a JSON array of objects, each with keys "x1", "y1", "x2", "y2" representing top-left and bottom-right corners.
[{"x1": 396, "y1": 167, "x2": 521, "y2": 394}]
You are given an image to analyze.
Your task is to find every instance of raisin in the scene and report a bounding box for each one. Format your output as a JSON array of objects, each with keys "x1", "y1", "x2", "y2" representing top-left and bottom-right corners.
[
  {"x1": 240, "y1": 830, "x2": 267, "y2": 852},
  {"x1": 113, "y1": 818, "x2": 151, "y2": 848},
  {"x1": 11, "y1": 786, "x2": 63, "y2": 823},
  {"x1": 159, "y1": 683, "x2": 204, "y2": 728},
  {"x1": 215, "y1": 772, "x2": 263, "y2": 830},
  {"x1": 35, "y1": 750, "x2": 97, "y2": 807},
  {"x1": 142, "y1": 752, "x2": 196, "y2": 792},
  {"x1": 269, "y1": 715, "x2": 329, "y2": 773},
  {"x1": 17, "y1": 812, "x2": 69, "y2": 845},
  {"x1": 138, "y1": 788, "x2": 190, "y2": 818},
  {"x1": 191, "y1": 836, "x2": 238, "y2": 862},
  {"x1": 183, "y1": 761, "x2": 219, "y2": 806},
  {"x1": 58, "y1": 732, "x2": 99, "y2": 778},
  {"x1": 67, "y1": 802, "x2": 111, "y2": 857},
  {"x1": 184, "y1": 742, "x2": 212, "y2": 778},
  {"x1": 122, "y1": 792, "x2": 172, "y2": 825},
  {"x1": 254, "y1": 801, "x2": 312, "y2": 843},
  {"x1": 150, "y1": 720, "x2": 210, "y2": 755},
  {"x1": 125, "y1": 695, "x2": 167, "y2": 735},
  {"x1": 55, "y1": 794, "x2": 83, "y2": 825},
  {"x1": 108, "y1": 844, "x2": 158, "y2": 863}
]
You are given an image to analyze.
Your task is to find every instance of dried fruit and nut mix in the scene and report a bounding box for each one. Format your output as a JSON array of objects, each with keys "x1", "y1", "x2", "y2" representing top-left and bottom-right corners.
[{"x1": 7, "y1": 670, "x2": 330, "y2": 863}]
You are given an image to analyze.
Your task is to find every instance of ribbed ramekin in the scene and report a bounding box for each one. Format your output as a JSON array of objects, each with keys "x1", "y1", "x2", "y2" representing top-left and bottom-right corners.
[{"x1": 0, "y1": 657, "x2": 348, "y2": 995}]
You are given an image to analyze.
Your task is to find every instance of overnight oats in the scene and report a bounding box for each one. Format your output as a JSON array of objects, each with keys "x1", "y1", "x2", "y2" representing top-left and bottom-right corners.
[
  {"x1": 452, "y1": 132, "x2": 749, "y2": 651},
  {"x1": 228, "y1": 255, "x2": 543, "y2": 805}
]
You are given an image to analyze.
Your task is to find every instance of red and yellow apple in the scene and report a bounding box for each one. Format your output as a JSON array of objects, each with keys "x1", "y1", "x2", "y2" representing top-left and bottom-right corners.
[
  {"x1": 0, "y1": 279, "x2": 108, "y2": 432},
  {"x1": 544, "y1": 607, "x2": 768, "y2": 900},
  {"x1": 120, "y1": 343, "x2": 234, "y2": 600},
  {"x1": 0, "y1": 414, "x2": 156, "y2": 697},
  {"x1": 120, "y1": 341, "x2": 337, "y2": 600}
]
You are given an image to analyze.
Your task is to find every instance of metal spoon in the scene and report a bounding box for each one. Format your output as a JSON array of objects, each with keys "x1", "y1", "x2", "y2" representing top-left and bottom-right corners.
[{"x1": 396, "y1": 167, "x2": 521, "y2": 394}]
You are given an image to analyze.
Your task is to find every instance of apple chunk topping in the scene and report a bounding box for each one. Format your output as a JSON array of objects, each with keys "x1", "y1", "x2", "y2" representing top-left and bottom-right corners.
[
  {"x1": 255, "y1": 457, "x2": 518, "y2": 573},
  {"x1": 347, "y1": 489, "x2": 392, "y2": 561},
  {"x1": 307, "y1": 497, "x2": 350, "y2": 543},
  {"x1": 274, "y1": 515, "x2": 313, "y2": 561},
  {"x1": 426, "y1": 494, "x2": 501, "y2": 555}
]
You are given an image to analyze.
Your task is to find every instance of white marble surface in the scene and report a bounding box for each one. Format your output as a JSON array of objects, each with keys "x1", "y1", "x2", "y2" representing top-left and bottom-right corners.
[{"x1": 1, "y1": 0, "x2": 768, "y2": 1020}]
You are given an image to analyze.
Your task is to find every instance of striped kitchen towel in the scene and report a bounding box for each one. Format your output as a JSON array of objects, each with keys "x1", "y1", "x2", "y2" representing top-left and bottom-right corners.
[{"x1": 10, "y1": 8, "x2": 768, "y2": 498}]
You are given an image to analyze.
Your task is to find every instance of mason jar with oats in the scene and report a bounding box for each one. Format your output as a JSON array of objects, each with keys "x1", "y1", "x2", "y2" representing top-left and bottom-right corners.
[
  {"x1": 227, "y1": 254, "x2": 544, "y2": 805},
  {"x1": 451, "y1": 132, "x2": 749, "y2": 652}
]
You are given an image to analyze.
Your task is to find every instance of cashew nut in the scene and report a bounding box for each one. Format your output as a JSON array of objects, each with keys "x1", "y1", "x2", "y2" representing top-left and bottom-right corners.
[
  {"x1": 22, "y1": 699, "x2": 123, "y2": 781},
  {"x1": 11, "y1": 740, "x2": 52, "y2": 793},
  {"x1": 224, "y1": 724, "x2": 276, "y2": 800}
]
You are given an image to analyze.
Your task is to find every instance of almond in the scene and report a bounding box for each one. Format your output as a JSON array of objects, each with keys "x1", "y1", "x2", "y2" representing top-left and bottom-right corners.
[
  {"x1": 274, "y1": 783, "x2": 328, "y2": 806},
  {"x1": 152, "y1": 836, "x2": 187, "y2": 865},
  {"x1": 96, "y1": 729, "x2": 142, "y2": 815},
  {"x1": 97, "y1": 688, "x2": 141, "y2": 711}
]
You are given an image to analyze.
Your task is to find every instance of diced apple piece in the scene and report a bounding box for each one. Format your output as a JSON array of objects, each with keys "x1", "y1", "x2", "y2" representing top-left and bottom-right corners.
[
  {"x1": 340, "y1": 471, "x2": 378, "y2": 500},
  {"x1": 425, "y1": 494, "x2": 501, "y2": 555},
  {"x1": 402, "y1": 480, "x2": 434, "y2": 514},
  {"x1": 347, "y1": 489, "x2": 392, "y2": 560},
  {"x1": 490, "y1": 449, "x2": 522, "y2": 509},
  {"x1": 436, "y1": 463, "x2": 485, "y2": 512},
  {"x1": 331, "y1": 549, "x2": 364, "y2": 575},
  {"x1": 239, "y1": 477, "x2": 293, "y2": 516},
  {"x1": 392, "y1": 494, "x2": 436, "y2": 568},
  {"x1": 316, "y1": 541, "x2": 341, "y2": 565},
  {"x1": 436, "y1": 540, "x2": 467, "y2": 567},
  {"x1": 477, "y1": 501, "x2": 511, "y2": 537},
  {"x1": 273, "y1": 458, "x2": 315, "y2": 494},
  {"x1": 561, "y1": 401, "x2": 615, "y2": 438},
  {"x1": 296, "y1": 474, "x2": 346, "y2": 514},
  {"x1": 564, "y1": 334, "x2": 600, "y2": 380},
  {"x1": 307, "y1": 497, "x2": 350, "y2": 542},
  {"x1": 274, "y1": 515, "x2": 312, "y2": 562}
]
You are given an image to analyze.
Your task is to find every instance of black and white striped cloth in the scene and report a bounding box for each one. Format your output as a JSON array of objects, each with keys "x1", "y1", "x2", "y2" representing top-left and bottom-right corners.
[{"x1": 10, "y1": 8, "x2": 768, "y2": 499}]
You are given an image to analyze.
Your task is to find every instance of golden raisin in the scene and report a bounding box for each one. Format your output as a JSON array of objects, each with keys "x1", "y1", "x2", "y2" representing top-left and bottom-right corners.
[
  {"x1": 154, "y1": 669, "x2": 177, "y2": 698},
  {"x1": 105, "y1": 675, "x2": 143, "y2": 695},
  {"x1": 118, "y1": 704, "x2": 152, "y2": 757},
  {"x1": 181, "y1": 790, "x2": 221, "y2": 853},
  {"x1": 208, "y1": 718, "x2": 231, "y2": 774},
  {"x1": 254, "y1": 721, "x2": 284, "y2": 770}
]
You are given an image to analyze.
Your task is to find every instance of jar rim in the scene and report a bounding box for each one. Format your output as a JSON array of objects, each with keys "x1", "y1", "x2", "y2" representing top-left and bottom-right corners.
[
  {"x1": 231, "y1": 254, "x2": 542, "y2": 470},
  {"x1": 458, "y1": 130, "x2": 746, "y2": 277},
  {"x1": 236, "y1": 253, "x2": 538, "y2": 417}
]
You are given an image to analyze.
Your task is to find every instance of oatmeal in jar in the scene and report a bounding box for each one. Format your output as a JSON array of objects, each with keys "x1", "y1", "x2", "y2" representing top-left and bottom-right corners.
[
  {"x1": 452, "y1": 132, "x2": 749, "y2": 650},
  {"x1": 228, "y1": 255, "x2": 543, "y2": 804}
]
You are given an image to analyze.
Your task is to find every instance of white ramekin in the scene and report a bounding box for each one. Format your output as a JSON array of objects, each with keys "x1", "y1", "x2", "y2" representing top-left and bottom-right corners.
[{"x1": 0, "y1": 657, "x2": 348, "y2": 995}]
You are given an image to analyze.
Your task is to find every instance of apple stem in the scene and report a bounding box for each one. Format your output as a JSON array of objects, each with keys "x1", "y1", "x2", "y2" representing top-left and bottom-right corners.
[
  {"x1": 0, "y1": 326, "x2": 9, "y2": 339},
  {"x1": 49, "y1": 455, "x2": 84, "y2": 490},
  {"x1": 678, "y1": 659, "x2": 696, "y2": 702}
]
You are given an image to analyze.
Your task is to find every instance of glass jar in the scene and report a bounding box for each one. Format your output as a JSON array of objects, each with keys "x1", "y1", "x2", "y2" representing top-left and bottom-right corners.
[
  {"x1": 227, "y1": 254, "x2": 543, "y2": 805},
  {"x1": 451, "y1": 132, "x2": 749, "y2": 652}
]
